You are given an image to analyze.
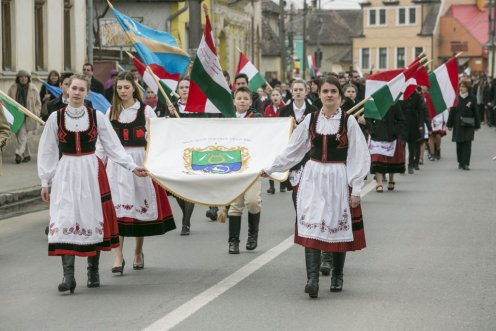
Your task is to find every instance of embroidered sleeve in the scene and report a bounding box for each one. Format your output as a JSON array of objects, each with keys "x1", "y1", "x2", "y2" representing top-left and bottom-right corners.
[
  {"x1": 346, "y1": 115, "x2": 371, "y2": 196},
  {"x1": 37, "y1": 112, "x2": 59, "y2": 187},
  {"x1": 264, "y1": 115, "x2": 311, "y2": 175},
  {"x1": 96, "y1": 112, "x2": 137, "y2": 171}
]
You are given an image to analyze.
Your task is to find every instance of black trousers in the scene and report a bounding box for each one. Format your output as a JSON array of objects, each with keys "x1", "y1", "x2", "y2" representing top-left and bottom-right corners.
[
  {"x1": 406, "y1": 140, "x2": 421, "y2": 168},
  {"x1": 456, "y1": 141, "x2": 472, "y2": 166}
]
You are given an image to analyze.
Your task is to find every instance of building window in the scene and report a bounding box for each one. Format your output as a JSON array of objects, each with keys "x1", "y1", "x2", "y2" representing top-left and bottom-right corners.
[
  {"x1": 409, "y1": 8, "x2": 416, "y2": 24},
  {"x1": 1, "y1": 0, "x2": 13, "y2": 71},
  {"x1": 396, "y1": 48, "x2": 405, "y2": 68},
  {"x1": 369, "y1": 9, "x2": 376, "y2": 25},
  {"x1": 398, "y1": 7, "x2": 416, "y2": 25},
  {"x1": 379, "y1": 48, "x2": 387, "y2": 69},
  {"x1": 35, "y1": 0, "x2": 46, "y2": 71},
  {"x1": 369, "y1": 9, "x2": 386, "y2": 26},
  {"x1": 414, "y1": 47, "x2": 423, "y2": 59},
  {"x1": 64, "y1": 0, "x2": 72, "y2": 70},
  {"x1": 379, "y1": 9, "x2": 386, "y2": 25},
  {"x1": 361, "y1": 48, "x2": 370, "y2": 69},
  {"x1": 399, "y1": 8, "x2": 405, "y2": 24}
]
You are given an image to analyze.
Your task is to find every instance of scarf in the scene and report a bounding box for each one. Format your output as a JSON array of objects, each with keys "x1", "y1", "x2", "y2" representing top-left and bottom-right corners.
[{"x1": 17, "y1": 84, "x2": 28, "y2": 107}]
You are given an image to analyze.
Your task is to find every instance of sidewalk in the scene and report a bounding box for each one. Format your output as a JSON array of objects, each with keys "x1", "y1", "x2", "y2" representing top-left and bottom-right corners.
[{"x1": 0, "y1": 154, "x2": 43, "y2": 218}]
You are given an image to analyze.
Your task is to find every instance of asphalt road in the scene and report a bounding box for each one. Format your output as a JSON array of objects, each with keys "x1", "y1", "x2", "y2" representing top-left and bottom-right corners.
[{"x1": 1, "y1": 127, "x2": 496, "y2": 331}]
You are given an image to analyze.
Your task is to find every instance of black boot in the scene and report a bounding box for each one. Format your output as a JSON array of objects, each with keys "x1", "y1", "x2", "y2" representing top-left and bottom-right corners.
[
  {"x1": 205, "y1": 206, "x2": 218, "y2": 221},
  {"x1": 228, "y1": 216, "x2": 241, "y2": 254},
  {"x1": 436, "y1": 149, "x2": 441, "y2": 160},
  {"x1": 267, "y1": 180, "x2": 275, "y2": 194},
  {"x1": 320, "y1": 251, "x2": 333, "y2": 276},
  {"x1": 246, "y1": 212, "x2": 260, "y2": 251},
  {"x1": 58, "y1": 255, "x2": 76, "y2": 294},
  {"x1": 87, "y1": 251, "x2": 100, "y2": 288},
  {"x1": 178, "y1": 199, "x2": 194, "y2": 235},
  {"x1": 279, "y1": 182, "x2": 286, "y2": 193},
  {"x1": 304, "y1": 248, "x2": 321, "y2": 298},
  {"x1": 330, "y1": 252, "x2": 346, "y2": 292}
]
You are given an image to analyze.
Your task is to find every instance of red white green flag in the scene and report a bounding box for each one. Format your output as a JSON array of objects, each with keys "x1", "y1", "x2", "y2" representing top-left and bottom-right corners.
[
  {"x1": 364, "y1": 64, "x2": 419, "y2": 120},
  {"x1": 0, "y1": 95, "x2": 25, "y2": 134},
  {"x1": 185, "y1": 14, "x2": 235, "y2": 117},
  {"x1": 427, "y1": 57, "x2": 458, "y2": 114},
  {"x1": 235, "y1": 52, "x2": 266, "y2": 92},
  {"x1": 132, "y1": 56, "x2": 179, "y2": 104}
]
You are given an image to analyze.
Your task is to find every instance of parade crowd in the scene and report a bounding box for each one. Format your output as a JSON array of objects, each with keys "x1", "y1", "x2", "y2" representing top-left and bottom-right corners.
[{"x1": 0, "y1": 64, "x2": 482, "y2": 299}]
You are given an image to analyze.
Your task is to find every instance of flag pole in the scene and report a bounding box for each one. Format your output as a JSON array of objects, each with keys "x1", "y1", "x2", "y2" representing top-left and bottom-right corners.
[
  {"x1": 236, "y1": 47, "x2": 273, "y2": 90},
  {"x1": 145, "y1": 66, "x2": 180, "y2": 118},
  {"x1": 346, "y1": 96, "x2": 371, "y2": 115},
  {"x1": 125, "y1": 51, "x2": 180, "y2": 99},
  {"x1": 353, "y1": 107, "x2": 365, "y2": 118},
  {"x1": 106, "y1": 0, "x2": 114, "y2": 9},
  {"x1": 0, "y1": 90, "x2": 45, "y2": 126}
]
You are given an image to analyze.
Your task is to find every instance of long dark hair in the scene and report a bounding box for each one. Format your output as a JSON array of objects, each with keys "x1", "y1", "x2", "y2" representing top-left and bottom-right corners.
[{"x1": 111, "y1": 71, "x2": 144, "y2": 121}]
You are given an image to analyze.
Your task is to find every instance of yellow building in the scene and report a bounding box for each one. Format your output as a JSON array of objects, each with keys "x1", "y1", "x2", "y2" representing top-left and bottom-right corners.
[
  {"x1": 169, "y1": 0, "x2": 261, "y2": 79},
  {"x1": 353, "y1": 0, "x2": 441, "y2": 74}
]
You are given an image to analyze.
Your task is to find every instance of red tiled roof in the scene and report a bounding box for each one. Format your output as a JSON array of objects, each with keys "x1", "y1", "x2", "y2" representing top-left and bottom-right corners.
[{"x1": 447, "y1": 4, "x2": 488, "y2": 44}]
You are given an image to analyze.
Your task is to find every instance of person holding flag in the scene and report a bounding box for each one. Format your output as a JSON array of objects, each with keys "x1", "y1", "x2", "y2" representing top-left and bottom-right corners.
[
  {"x1": 40, "y1": 70, "x2": 60, "y2": 121},
  {"x1": 38, "y1": 74, "x2": 148, "y2": 294},
  {"x1": 97, "y1": 72, "x2": 176, "y2": 274},
  {"x1": 7, "y1": 70, "x2": 41, "y2": 164}
]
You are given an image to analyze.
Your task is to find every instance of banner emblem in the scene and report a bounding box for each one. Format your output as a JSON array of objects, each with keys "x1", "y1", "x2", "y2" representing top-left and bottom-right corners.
[{"x1": 183, "y1": 146, "x2": 249, "y2": 174}]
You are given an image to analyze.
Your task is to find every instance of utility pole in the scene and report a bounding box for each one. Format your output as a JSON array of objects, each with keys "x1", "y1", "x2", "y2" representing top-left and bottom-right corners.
[
  {"x1": 279, "y1": 0, "x2": 286, "y2": 81},
  {"x1": 251, "y1": 0, "x2": 255, "y2": 61},
  {"x1": 490, "y1": 0, "x2": 496, "y2": 78},
  {"x1": 289, "y1": 3, "x2": 294, "y2": 78},
  {"x1": 302, "y1": 0, "x2": 307, "y2": 80},
  {"x1": 87, "y1": 0, "x2": 94, "y2": 63},
  {"x1": 188, "y1": 0, "x2": 202, "y2": 56}
]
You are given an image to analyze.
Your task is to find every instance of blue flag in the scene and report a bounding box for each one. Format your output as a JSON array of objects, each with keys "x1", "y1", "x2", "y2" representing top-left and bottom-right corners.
[
  {"x1": 43, "y1": 82, "x2": 110, "y2": 114},
  {"x1": 112, "y1": 7, "x2": 190, "y2": 75}
]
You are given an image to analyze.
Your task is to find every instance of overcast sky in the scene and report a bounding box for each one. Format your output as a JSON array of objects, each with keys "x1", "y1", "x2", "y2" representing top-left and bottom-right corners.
[{"x1": 281, "y1": 0, "x2": 361, "y2": 9}]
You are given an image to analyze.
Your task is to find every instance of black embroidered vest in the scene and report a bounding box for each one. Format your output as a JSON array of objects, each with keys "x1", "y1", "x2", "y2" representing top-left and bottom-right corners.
[
  {"x1": 308, "y1": 111, "x2": 349, "y2": 163},
  {"x1": 110, "y1": 102, "x2": 147, "y2": 147},
  {"x1": 57, "y1": 107, "x2": 98, "y2": 155}
]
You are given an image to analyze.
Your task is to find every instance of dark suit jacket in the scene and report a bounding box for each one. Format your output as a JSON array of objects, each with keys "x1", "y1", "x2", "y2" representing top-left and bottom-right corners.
[
  {"x1": 90, "y1": 77, "x2": 104, "y2": 94},
  {"x1": 279, "y1": 100, "x2": 318, "y2": 124}
]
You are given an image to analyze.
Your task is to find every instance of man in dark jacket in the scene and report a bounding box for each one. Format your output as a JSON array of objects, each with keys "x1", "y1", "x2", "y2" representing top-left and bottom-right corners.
[
  {"x1": 82, "y1": 63, "x2": 104, "y2": 94},
  {"x1": 399, "y1": 88, "x2": 432, "y2": 174}
]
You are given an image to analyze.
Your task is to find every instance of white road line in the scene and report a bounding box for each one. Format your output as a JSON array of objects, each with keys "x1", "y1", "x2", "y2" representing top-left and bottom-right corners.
[{"x1": 143, "y1": 180, "x2": 376, "y2": 331}]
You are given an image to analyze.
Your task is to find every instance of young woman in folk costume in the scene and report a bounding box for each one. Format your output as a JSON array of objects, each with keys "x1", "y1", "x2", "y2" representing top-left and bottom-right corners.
[
  {"x1": 38, "y1": 75, "x2": 148, "y2": 294},
  {"x1": 367, "y1": 102, "x2": 406, "y2": 192},
  {"x1": 278, "y1": 79, "x2": 319, "y2": 206},
  {"x1": 264, "y1": 88, "x2": 287, "y2": 195},
  {"x1": 97, "y1": 72, "x2": 175, "y2": 275},
  {"x1": 262, "y1": 76, "x2": 370, "y2": 298},
  {"x1": 164, "y1": 77, "x2": 197, "y2": 234}
]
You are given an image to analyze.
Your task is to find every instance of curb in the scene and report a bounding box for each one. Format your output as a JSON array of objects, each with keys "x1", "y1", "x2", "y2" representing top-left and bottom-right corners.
[{"x1": 0, "y1": 186, "x2": 41, "y2": 207}]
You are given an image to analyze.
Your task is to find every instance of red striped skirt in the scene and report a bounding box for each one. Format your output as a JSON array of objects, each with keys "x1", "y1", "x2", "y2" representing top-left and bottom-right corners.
[
  {"x1": 117, "y1": 180, "x2": 176, "y2": 237},
  {"x1": 294, "y1": 199, "x2": 366, "y2": 252},
  {"x1": 370, "y1": 139, "x2": 405, "y2": 174}
]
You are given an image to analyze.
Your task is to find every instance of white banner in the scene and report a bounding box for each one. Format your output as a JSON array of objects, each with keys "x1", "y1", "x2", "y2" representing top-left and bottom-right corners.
[
  {"x1": 145, "y1": 118, "x2": 293, "y2": 206},
  {"x1": 368, "y1": 139, "x2": 396, "y2": 157}
]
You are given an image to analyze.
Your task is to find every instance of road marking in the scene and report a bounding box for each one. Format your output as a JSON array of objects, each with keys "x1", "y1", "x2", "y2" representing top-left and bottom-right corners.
[{"x1": 144, "y1": 180, "x2": 375, "y2": 331}]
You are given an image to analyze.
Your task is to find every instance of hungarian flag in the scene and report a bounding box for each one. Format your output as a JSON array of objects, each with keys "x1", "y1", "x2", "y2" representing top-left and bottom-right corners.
[
  {"x1": 364, "y1": 64, "x2": 418, "y2": 120},
  {"x1": 235, "y1": 52, "x2": 265, "y2": 92},
  {"x1": 132, "y1": 56, "x2": 178, "y2": 104},
  {"x1": 0, "y1": 95, "x2": 25, "y2": 134},
  {"x1": 185, "y1": 14, "x2": 235, "y2": 117},
  {"x1": 427, "y1": 57, "x2": 458, "y2": 114},
  {"x1": 307, "y1": 54, "x2": 317, "y2": 78}
]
